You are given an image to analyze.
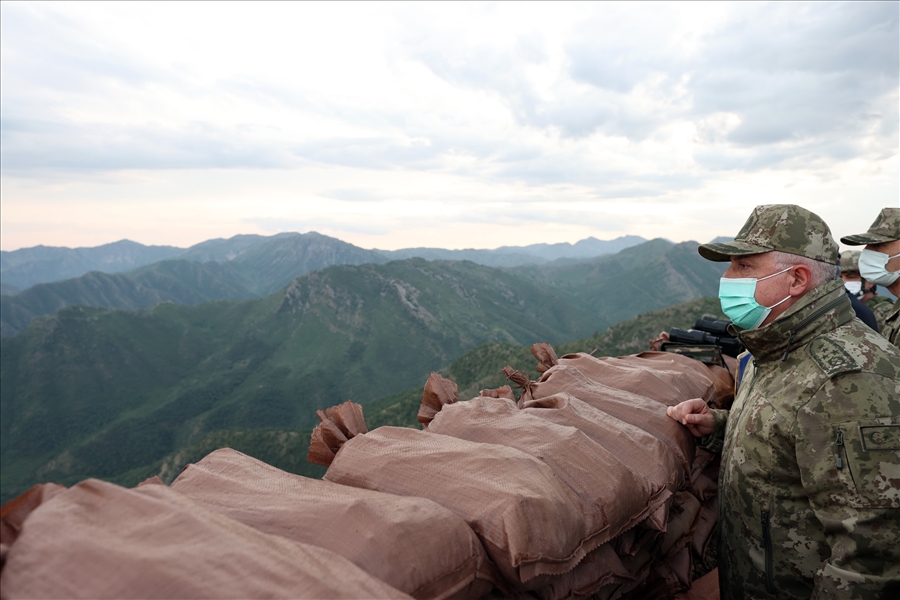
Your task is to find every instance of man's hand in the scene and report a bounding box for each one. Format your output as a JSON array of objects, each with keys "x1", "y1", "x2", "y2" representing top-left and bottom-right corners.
[{"x1": 666, "y1": 399, "x2": 715, "y2": 438}]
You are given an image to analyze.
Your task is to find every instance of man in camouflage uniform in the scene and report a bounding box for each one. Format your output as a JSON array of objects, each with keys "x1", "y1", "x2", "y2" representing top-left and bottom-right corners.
[
  {"x1": 667, "y1": 204, "x2": 900, "y2": 599},
  {"x1": 840, "y1": 208, "x2": 900, "y2": 347},
  {"x1": 838, "y1": 250, "x2": 879, "y2": 332}
]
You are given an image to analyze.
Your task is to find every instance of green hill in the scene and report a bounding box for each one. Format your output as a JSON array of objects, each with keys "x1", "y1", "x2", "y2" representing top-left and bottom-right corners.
[
  {"x1": 0, "y1": 258, "x2": 597, "y2": 501},
  {"x1": 135, "y1": 295, "x2": 727, "y2": 487},
  {"x1": 513, "y1": 239, "x2": 726, "y2": 331},
  {"x1": 1, "y1": 260, "x2": 256, "y2": 337}
]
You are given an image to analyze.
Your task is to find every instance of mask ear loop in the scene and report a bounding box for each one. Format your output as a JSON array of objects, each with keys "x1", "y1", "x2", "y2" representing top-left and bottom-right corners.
[
  {"x1": 750, "y1": 267, "x2": 794, "y2": 329},
  {"x1": 757, "y1": 266, "x2": 793, "y2": 282}
]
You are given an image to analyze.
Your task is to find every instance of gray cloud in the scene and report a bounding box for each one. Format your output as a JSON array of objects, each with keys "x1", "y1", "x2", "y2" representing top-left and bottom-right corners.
[
  {"x1": 0, "y1": 116, "x2": 291, "y2": 171},
  {"x1": 1, "y1": 2, "x2": 896, "y2": 190}
]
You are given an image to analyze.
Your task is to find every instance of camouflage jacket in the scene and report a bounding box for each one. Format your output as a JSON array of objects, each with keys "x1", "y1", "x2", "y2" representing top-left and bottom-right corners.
[
  {"x1": 700, "y1": 279, "x2": 900, "y2": 599},
  {"x1": 878, "y1": 298, "x2": 900, "y2": 347},
  {"x1": 863, "y1": 295, "x2": 895, "y2": 336}
]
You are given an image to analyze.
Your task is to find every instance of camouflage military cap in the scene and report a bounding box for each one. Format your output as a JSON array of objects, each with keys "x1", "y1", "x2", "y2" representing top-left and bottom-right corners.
[
  {"x1": 698, "y1": 204, "x2": 839, "y2": 264},
  {"x1": 839, "y1": 208, "x2": 900, "y2": 245},
  {"x1": 840, "y1": 250, "x2": 860, "y2": 273}
]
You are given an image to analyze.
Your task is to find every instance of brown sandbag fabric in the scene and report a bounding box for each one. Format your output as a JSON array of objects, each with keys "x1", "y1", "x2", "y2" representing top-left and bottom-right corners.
[
  {"x1": 520, "y1": 363, "x2": 696, "y2": 482},
  {"x1": 629, "y1": 491, "x2": 702, "y2": 600},
  {"x1": 532, "y1": 542, "x2": 633, "y2": 600},
  {"x1": 632, "y1": 351, "x2": 734, "y2": 409},
  {"x1": 642, "y1": 544, "x2": 693, "y2": 600},
  {"x1": 702, "y1": 364, "x2": 735, "y2": 409},
  {"x1": 692, "y1": 497, "x2": 718, "y2": 561},
  {"x1": 323, "y1": 426, "x2": 596, "y2": 589},
  {"x1": 419, "y1": 372, "x2": 459, "y2": 428},
  {"x1": 0, "y1": 478, "x2": 410, "y2": 599},
  {"x1": 479, "y1": 385, "x2": 517, "y2": 402},
  {"x1": 558, "y1": 352, "x2": 717, "y2": 407},
  {"x1": 674, "y1": 567, "x2": 720, "y2": 600},
  {"x1": 0, "y1": 483, "x2": 66, "y2": 570},
  {"x1": 427, "y1": 396, "x2": 670, "y2": 565},
  {"x1": 519, "y1": 391, "x2": 681, "y2": 511},
  {"x1": 172, "y1": 448, "x2": 496, "y2": 600},
  {"x1": 531, "y1": 342, "x2": 559, "y2": 373},
  {"x1": 308, "y1": 399, "x2": 368, "y2": 467}
]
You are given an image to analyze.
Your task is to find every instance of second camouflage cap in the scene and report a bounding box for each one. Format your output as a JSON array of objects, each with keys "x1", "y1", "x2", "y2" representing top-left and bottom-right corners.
[
  {"x1": 839, "y1": 250, "x2": 860, "y2": 273},
  {"x1": 699, "y1": 204, "x2": 839, "y2": 264},
  {"x1": 839, "y1": 208, "x2": 900, "y2": 245}
]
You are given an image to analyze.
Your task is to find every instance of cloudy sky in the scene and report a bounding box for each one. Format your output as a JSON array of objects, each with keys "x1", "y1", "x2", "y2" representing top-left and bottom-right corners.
[{"x1": 1, "y1": 1, "x2": 897, "y2": 252}]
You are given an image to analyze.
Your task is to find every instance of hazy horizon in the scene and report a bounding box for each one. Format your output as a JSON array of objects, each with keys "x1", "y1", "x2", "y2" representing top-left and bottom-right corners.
[{"x1": 1, "y1": 229, "x2": 655, "y2": 253}]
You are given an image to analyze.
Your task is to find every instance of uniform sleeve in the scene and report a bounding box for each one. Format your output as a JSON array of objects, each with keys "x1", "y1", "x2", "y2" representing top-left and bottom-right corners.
[
  {"x1": 696, "y1": 408, "x2": 728, "y2": 454},
  {"x1": 795, "y1": 376, "x2": 900, "y2": 600}
]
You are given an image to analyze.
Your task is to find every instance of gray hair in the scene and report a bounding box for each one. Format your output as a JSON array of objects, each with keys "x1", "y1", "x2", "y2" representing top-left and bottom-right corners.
[{"x1": 771, "y1": 251, "x2": 840, "y2": 288}]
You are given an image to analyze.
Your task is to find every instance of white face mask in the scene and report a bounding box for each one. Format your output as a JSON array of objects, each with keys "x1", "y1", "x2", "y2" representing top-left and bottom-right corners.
[
  {"x1": 859, "y1": 249, "x2": 900, "y2": 287},
  {"x1": 843, "y1": 280, "x2": 863, "y2": 296}
]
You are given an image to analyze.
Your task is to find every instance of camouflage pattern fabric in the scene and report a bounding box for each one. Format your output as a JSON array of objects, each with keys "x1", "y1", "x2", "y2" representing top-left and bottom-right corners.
[
  {"x1": 700, "y1": 204, "x2": 840, "y2": 264},
  {"x1": 698, "y1": 279, "x2": 900, "y2": 599},
  {"x1": 865, "y1": 295, "x2": 895, "y2": 336},
  {"x1": 879, "y1": 298, "x2": 900, "y2": 347},
  {"x1": 840, "y1": 250, "x2": 860, "y2": 273},
  {"x1": 840, "y1": 208, "x2": 900, "y2": 245}
]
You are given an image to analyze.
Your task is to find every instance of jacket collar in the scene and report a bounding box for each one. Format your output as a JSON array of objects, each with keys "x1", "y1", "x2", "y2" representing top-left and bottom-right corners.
[{"x1": 737, "y1": 279, "x2": 853, "y2": 363}]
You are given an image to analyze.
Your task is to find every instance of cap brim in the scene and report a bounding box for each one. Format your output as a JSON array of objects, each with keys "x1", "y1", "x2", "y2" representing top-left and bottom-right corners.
[
  {"x1": 698, "y1": 241, "x2": 772, "y2": 262},
  {"x1": 839, "y1": 233, "x2": 897, "y2": 246}
]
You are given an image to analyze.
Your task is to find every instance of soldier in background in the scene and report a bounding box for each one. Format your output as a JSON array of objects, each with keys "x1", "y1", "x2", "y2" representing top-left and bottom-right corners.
[
  {"x1": 666, "y1": 204, "x2": 900, "y2": 599},
  {"x1": 840, "y1": 249, "x2": 892, "y2": 331},
  {"x1": 840, "y1": 208, "x2": 900, "y2": 347}
]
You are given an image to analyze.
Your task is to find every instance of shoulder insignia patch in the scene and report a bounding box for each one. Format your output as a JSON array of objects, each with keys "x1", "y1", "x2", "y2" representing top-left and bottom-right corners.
[{"x1": 808, "y1": 336, "x2": 861, "y2": 377}]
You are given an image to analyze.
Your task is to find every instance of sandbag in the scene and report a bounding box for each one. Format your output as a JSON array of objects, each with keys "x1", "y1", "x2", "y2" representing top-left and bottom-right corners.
[
  {"x1": 427, "y1": 395, "x2": 669, "y2": 543},
  {"x1": 418, "y1": 372, "x2": 459, "y2": 427},
  {"x1": 323, "y1": 426, "x2": 593, "y2": 589},
  {"x1": 642, "y1": 544, "x2": 693, "y2": 600},
  {"x1": 691, "y1": 497, "x2": 718, "y2": 562},
  {"x1": 0, "y1": 483, "x2": 66, "y2": 570},
  {"x1": 531, "y1": 543, "x2": 633, "y2": 600},
  {"x1": 673, "y1": 567, "x2": 720, "y2": 600},
  {"x1": 519, "y1": 391, "x2": 682, "y2": 506},
  {"x1": 658, "y1": 492, "x2": 701, "y2": 559},
  {"x1": 0, "y1": 478, "x2": 410, "y2": 599},
  {"x1": 520, "y1": 363, "x2": 696, "y2": 480},
  {"x1": 308, "y1": 400, "x2": 368, "y2": 467},
  {"x1": 557, "y1": 352, "x2": 717, "y2": 407},
  {"x1": 172, "y1": 448, "x2": 496, "y2": 600}
]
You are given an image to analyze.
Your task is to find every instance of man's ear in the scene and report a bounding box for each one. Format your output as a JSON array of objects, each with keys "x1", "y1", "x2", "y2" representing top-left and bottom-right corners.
[{"x1": 788, "y1": 265, "x2": 813, "y2": 297}]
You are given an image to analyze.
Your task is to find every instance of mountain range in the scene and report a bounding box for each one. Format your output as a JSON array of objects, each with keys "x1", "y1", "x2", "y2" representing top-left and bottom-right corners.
[
  {"x1": 1, "y1": 238, "x2": 726, "y2": 503},
  {"x1": 1, "y1": 232, "x2": 647, "y2": 337},
  {"x1": 2, "y1": 232, "x2": 647, "y2": 291}
]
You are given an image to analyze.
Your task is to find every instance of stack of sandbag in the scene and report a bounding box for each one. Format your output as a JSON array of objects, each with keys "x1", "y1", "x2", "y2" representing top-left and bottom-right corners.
[
  {"x1": 170, "y1": 447, "x2": 499, "y2": 600},
  {"x1": 0, "y1": 343, "x2": 730, "y2": 600},
  {"x1": 520, "y1": 344, "x2": 729, "y2": 598},
  {"x1": 308, "y1": 344, "x2": 731, "y2": 598},
  {"x1": 0, "y1": 477, "x2": 411, "y2": 599}
]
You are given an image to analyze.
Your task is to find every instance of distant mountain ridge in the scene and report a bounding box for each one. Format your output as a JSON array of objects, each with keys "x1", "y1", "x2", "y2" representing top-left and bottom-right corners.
[
  {"x1": 0, "y1": 240, "x2": 184, "y2": 290},
  {"x1": 379, "y1": 235, "x2": 646, "y2": 265},
  {"x1": 2, "y1": 232, "x2": 648, "y2": 290},
  {"x1": 1, "y1": 232, "x2": 648, "y2": 337}
]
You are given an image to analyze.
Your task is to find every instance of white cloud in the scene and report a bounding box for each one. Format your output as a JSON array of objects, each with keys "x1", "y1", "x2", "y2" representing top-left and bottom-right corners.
[{"x1": 1, "y1": 1, "x2": 897, "y2": 251}]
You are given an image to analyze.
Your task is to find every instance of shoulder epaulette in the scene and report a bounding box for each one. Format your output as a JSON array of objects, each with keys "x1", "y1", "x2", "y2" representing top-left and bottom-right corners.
[{"x1": 807, "y1": 336, "x2": 862, "y2": 378}]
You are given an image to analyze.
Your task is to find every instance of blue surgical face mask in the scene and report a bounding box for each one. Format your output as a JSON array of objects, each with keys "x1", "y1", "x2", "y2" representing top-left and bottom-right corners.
[
  {"x1": 719, "y1": 267, "x2": 793, "y2": 330},
  {"x1": 858, "y1": 249, "x2": 900, "y2": 287}
]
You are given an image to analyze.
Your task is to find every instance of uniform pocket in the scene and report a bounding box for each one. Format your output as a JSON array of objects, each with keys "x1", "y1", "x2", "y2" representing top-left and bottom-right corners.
[{"x1": 835, "y1": 418, "x2": 900, "y2": 508}]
